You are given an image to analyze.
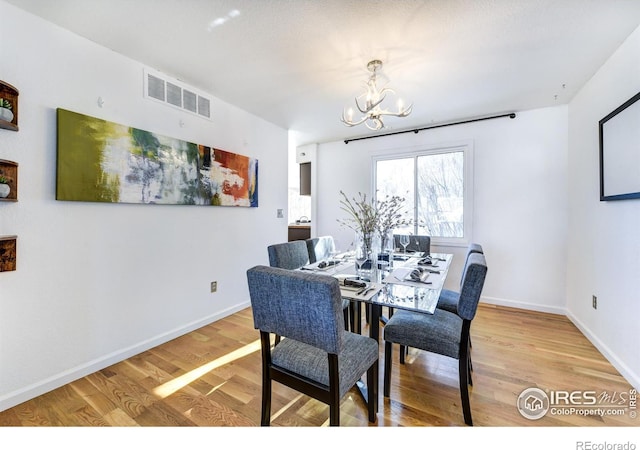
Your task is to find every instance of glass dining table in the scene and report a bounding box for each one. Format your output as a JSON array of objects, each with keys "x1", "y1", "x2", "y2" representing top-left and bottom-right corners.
[{"x1": 299, "y1": 250, "x2": 454, "y2": 343}]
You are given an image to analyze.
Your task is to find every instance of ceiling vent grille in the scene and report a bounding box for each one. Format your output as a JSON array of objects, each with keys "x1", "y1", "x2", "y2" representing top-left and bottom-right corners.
[{"x1": 143, "y1": 68, "x2": 212, "y2": 120}]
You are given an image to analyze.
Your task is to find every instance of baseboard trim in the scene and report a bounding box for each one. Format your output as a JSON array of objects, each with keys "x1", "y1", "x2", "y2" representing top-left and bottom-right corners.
[
  {"x1": 480, "y1": 295, "x2": 567, "y2": 316},
  {"x1": 566, "y1": 310, "x2": 640, "y2": 391},
  {"x1": 0, "y1": 302, "x2": 250, "y2": 412}
]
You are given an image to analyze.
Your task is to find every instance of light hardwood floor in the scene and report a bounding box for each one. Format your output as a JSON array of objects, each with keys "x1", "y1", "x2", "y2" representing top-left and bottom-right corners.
[{"x1": 0, "y1": 304, "x2": 637, "y2": 427}]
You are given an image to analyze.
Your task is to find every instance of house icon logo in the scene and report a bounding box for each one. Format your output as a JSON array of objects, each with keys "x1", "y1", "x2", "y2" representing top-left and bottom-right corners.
[{"x1": 517, "y1": 387, "x2": 550, "y2": 420}]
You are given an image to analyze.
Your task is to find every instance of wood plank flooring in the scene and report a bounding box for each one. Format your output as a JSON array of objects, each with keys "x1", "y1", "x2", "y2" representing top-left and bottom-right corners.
[{"x1": 0, "y1": 304, "x2": 637, "y2": 427}]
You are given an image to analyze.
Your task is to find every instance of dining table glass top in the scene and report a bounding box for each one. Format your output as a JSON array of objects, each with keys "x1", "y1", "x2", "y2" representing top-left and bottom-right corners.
[{"x1": 299, "y1": 250, "x2": 453, "y2": 316}]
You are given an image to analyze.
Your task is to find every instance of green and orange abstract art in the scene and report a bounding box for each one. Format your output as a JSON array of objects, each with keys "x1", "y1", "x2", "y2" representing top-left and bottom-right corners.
[{"x1": 56, "y1": 108, "x2": 258, "y2": 207}]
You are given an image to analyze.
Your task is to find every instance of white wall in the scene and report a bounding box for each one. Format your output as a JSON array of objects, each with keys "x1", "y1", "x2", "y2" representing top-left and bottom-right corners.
[
  {"x1": 566, "y1": 24, "x2": 640, "y2": 389},
  {"x1": 0, "y1": 2, "x2": 289, "y2": 410},
  {"x1": 315, "y1": 106, "x2": 569, "y2": 313}
]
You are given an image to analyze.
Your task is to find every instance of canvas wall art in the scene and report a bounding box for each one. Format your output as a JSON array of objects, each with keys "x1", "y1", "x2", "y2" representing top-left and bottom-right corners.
[{"x1": 56, "y1": 108, "x2": 258, "y2": 207}]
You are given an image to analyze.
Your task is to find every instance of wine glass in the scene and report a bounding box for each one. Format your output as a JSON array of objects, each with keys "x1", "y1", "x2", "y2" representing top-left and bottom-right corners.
[
  {"x1": 399, "y1": 235, "x2": 410, "y2": 253},
  {"x1": 328, "y1": 238, "x2": 338, "y2": 260},
  {"x1": 354, "y1": 243, "x2": 367, "y2": 278}
]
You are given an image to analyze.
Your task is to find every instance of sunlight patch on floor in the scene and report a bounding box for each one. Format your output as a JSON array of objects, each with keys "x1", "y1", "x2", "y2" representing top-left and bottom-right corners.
[{"x1": 153, "y1": 339, "x2": 261, "y2": 398}]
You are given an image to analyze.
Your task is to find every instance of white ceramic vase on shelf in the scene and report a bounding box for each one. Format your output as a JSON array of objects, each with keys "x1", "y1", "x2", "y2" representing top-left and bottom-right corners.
[
  {"x1": 0, "y1": 183, "x2": 10, "y2": 198},
  {"x1": 0, "y1": 107, "x2": 13, "y2": 123}
]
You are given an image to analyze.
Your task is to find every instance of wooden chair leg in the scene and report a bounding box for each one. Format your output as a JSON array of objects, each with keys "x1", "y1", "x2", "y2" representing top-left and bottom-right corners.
[
  {"x1": 328, "y1": 354, "x2": 340, "y2": 426},
  {"x1": 349, "y1": 301, "x2": 356, "y2": 332},
  {"x1": 261, "y1": 376, "x2": 271, "y2": 426},
  {"x1": 260, "y1": 333, "x2": 272, "y2": 426},
  {"x1": 329, "y1": 404, "x2": 339, "y2": 426},
  {"x1": 367, "y1": 362, "x2": 378, "y2": 422},
  {"x1": 343, "y1": 307, "x2": 349, "y2": 331},
  {"x1": 459, "y1": 356, "x2": 472, "y2": 425},
  {"x1": 383, "y1": 341, "x2": 393, "y2": 397},
  {"x1": 468, "y1": 333, "x2": 473, "y2": 385},
  {"x1": 459, "y1": 328, "x2": 473, "y2": 426}
]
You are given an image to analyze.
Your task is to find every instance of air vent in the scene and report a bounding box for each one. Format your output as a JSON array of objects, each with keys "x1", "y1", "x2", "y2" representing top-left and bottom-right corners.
[{"x1": 143, "y1": 68, "x2": 212, "y2": 120}]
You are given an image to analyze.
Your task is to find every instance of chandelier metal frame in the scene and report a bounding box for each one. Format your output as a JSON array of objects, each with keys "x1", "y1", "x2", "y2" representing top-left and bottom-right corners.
[{"x1": 341, "y1": 59, "x2": 413, "y2": 131}]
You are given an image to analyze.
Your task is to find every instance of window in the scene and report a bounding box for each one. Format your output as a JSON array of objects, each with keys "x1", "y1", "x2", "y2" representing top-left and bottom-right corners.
[{"x1": 374, "y1": 143, "x2": 473, "y2": 247}]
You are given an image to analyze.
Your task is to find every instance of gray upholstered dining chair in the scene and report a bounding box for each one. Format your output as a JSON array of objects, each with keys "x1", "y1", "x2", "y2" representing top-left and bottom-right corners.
[
  {"x1": 383, "y1": 252, "x2": 487, "y2": 426},
  {"x1": 246, "y1": 265, "x2": 379, "y2": 426},
  {"x1": 267, "y1": 240, "x2": 310, "y2": 270},
  {"x1": 305, "y1": 235, "x2": 336, "y2": 263},
  {"x1": 433, "y1": 243, "x2": 484, "y2": 383},
  {"x1": 437, "y1": 243, "x2": 484, "y2": 314},
  {"x1": 267, "y1": 240, "x2": 350, "y2": 333},
  {"x1": 393, "y1": 234, "x2": 431, "y2": 254}
]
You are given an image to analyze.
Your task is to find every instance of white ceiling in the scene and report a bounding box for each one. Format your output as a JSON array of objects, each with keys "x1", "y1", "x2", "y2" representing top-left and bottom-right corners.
[{"x1": 7, "y1": 0, "x2": 640, "y2": 144}]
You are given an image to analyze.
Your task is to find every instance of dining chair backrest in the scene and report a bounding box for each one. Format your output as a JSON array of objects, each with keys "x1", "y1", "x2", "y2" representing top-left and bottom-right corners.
[
  {"x1": 393, "y1": 234, "x2": 431, "y2": 254},
  {"x1": 267, "y1": 240, "x2": 310, "y2": 270},
  {"x1": 306, "y1": 236, "x2": 335, "y2": 263},
  {"x1": 247, "y1": 265, "x2": 344, "y2": 354},
  {"x1": 457, "y1": 252, "x2": 488, "y2": 321},
  {"x1": 458, "y1": 243, "x2": 484, "y2": 287}
]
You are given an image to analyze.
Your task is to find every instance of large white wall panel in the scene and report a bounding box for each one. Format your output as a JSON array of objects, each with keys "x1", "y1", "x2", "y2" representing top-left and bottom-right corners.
[
  {"x1": 0, "y1": 2, "x2": 288, "y2": 410},
  {"x1": 567, "y1": 24, "x2": 640, "y2": 389}
]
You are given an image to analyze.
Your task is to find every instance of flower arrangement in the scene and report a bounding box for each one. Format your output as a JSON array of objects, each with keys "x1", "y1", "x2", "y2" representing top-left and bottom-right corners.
[
  {"x1": 0, "y1": 99, "x2": 12, "y2": 110},
  {"x1": 338, "y1": 191, "x2": 378, "y2": 251},
  {"x1": 338, "y1": 190, "x2": 411, "y2": 253},
  {"x1": 0, "y1": 175, "x2": 8, "y2": 184},
  {"x1": 375, "y1": 193, "x2": 412, "y2": 251}
]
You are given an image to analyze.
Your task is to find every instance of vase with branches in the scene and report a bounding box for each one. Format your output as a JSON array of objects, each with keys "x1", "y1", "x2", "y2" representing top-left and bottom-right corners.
[
  {"x1": 338, "y1": 190, "x2": 378, "y2": 250},
  {"x1": 338, "y1": 190, "x2": 412, "y2": 273},
  {"x1": 375, "y1": 193, "x2": 412, "y2": 253}
]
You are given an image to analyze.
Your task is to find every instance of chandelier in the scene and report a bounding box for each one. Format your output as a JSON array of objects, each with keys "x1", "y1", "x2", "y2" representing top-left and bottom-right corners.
[{"x1": 341, "y1": 60, "x2": 413, "y2": 131}]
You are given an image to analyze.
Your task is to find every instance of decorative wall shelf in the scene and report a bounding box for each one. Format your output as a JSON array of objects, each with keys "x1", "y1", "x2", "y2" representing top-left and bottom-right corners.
[
  {"x1": 0, "y1": 81, "x2": 19, "y2": 131},
  {"x1": 0, "y1": 159, "x2": 18, "y2": 202},
  {"x1": 0, "y1": 235, "x2": 17, "y2": 272}
]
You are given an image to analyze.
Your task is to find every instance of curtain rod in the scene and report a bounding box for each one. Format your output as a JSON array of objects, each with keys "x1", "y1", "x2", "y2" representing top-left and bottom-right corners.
[{"x1": 343, "y1": 112, "x2": 517, "y2": 144}]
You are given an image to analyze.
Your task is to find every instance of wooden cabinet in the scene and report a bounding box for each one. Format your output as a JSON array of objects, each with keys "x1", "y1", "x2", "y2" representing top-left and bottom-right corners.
[
  {"x1": 288, "y1": 225, "x2": 311, "y2": 242},
  {"x1": 0, "y1": 81, "x2": 19, "y2": 131}
]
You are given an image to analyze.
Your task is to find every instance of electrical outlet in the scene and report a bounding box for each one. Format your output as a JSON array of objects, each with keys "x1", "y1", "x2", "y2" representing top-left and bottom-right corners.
[
  {"x1": 211, "y1": 281, "x2": 218, "y2": 293},
  {"x1": 276, "y1": 208, "x2": 284, "y2": 218},
  {"x1": 592, "y1": 295, "x2": 597, "y2": 309}
]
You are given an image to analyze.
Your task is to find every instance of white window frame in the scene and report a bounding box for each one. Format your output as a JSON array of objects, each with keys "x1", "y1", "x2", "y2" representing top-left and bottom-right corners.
[{"x1": 372, "y1": 141, "x2": 474, "y2": 248}]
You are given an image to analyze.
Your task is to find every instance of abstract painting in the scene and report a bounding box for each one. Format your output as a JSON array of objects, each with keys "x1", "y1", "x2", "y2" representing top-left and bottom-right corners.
[{"x1": 56, "y1": 108, "x2": 258, "y2": 207}]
